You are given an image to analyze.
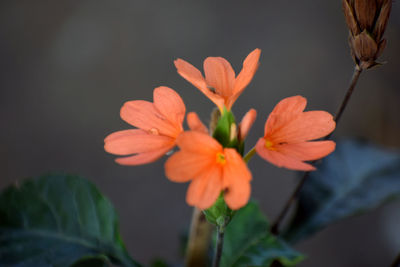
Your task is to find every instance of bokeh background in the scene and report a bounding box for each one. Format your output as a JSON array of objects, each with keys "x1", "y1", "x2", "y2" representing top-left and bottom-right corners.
[{"x1": 1, "y1": 1, "x2": 400, "y2": 266}]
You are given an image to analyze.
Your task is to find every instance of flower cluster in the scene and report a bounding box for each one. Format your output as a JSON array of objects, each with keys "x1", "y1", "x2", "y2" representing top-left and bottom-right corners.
[{"x1": 105, "y1": 49, "x2": 336, "y2": 210}]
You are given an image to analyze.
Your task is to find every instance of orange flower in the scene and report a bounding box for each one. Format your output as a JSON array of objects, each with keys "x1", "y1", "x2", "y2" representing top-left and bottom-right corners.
[
  {"x1": 165, "y1": 131, "x2": 252, "y2": 210},
  {"x1": 104, "y1": 86, "x2": 185, "y2": 165},
  {"x1": 255, "y1": 96, "x2": 336, "y2": 171},
  {"x1": 174, "y1": 49, "x2": 261, "y2": 111}
]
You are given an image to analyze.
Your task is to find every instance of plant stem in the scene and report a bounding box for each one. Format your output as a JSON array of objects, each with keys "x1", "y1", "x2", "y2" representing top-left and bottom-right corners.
[
  {"x1": 212, "y1": 226, "x2": 225, "y2": 267},
  {"x1": 270, "y1": 66, "x2": 363, "y2": 235},
  {"x1": 331, "y1": 67, "x2": 362, "y2": 124},
  {"x1": 185, "y1": 208, "x2": 213, "y2": 267},
  {"x1": 244, "y1": 147, "x2": 256, "y2": 163},
  {"x1": 270, "y1": 171, "x2": 311, "y2": 235},
  {"x1": 391, "y1": 253, "x2": 400, "y2": 267}
]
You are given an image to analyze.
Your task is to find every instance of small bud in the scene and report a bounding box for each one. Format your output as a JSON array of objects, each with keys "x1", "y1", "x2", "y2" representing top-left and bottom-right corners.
[
  {"x1": 238, "y1": 108, "x2": 257, "y2": 141},
  {"x1": 203, "y1": 194, "x2": 233, "y2": 226},
  {"x1": 209, "y1": 108, "x2": 221, "y2": 134},
  {"x1": 212, "y1": 108, "x2": 239, "y2": 149},
  {"x1": 342, "y1": 0, "x2": 392, "y2": 69},
  {"x1": 229, "y1": 123, "x2": 237, "y2": 142}
]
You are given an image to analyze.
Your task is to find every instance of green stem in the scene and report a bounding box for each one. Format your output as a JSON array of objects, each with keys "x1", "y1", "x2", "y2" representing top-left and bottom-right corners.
[
  {"x1": 212, "y1": 226, "x2": 225, "y2": 267},
  {"x1": 243, "y1": 147, "x2": 256, "y2": 163}
]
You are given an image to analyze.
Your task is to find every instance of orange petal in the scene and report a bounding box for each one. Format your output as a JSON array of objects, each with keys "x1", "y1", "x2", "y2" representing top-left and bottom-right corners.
[
  {"x1": 187, "y1": 112, "x2": 208, "y2": 134},
  {"x1": 270, "y1": 111, "x2": 335, "y2": 143},
  {"x1": 224, "y1": 176, "x2": 251, "y2": 210},
  {"x1": 104, "y1": 129, "x2": 174, "y2": 155},
  {"x1": 176, "y1": 131, "x2": 222, "y2": 154},
  {"x1": 153, "y1": 86, "x2": 185, "y2": 131},
  {"x1": 115, "y1": 146, "x2": 173, "y2": 166},
  {"x1": 228, "y1": 49, "x2": 261, "y2": 109},
  {"x1": 164, "y1": 150, "x2": 214, "y2": 183},
  {"x1": 277, "y1": 141, "x2": 336, "y2": 161},
  {"x1": 120, "y1": 100, "x2": 178, "y2": 137},
  {"x1": 239, "y1": 108, "x2": 257, "y2": 141},
  {"x1": 222, "y1": 148, "x2": 252, "y2": 186},
  {"x1": 175, "y1": 58, "x2": 225, "y2": 109},
  {"x1": 255, "y1": 138, "x2": 316, "y2": 171},
  {"x1": 265, "y1": 95, "x2": 307, "y2": 136},
  {"x1": 223, "y1": 148, "x2": 252, "y2": 210},
  {"x1": 186, "y1": 165, "x2": 223, "y2": 210},
  {"x1": 203, "y1": 57, "x2": 235, "y2": 98}
]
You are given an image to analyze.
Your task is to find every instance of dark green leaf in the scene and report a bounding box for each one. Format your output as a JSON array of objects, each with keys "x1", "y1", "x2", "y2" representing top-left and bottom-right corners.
[
  {"x1": 72, "y1": 256, "x2": 110, "y2": 267},
  {"x1": 220, "y1": 201, "x2": 303, "y2": 267},
  {"x1": 150, "y1": 258, "x2": 171, "y2": 267},
  {"x1": 0, "y1": 173, "x2": 140, "y2": 267},
  {"x1": 284, "y1": 140, "x2": 400, "y2": 243}
]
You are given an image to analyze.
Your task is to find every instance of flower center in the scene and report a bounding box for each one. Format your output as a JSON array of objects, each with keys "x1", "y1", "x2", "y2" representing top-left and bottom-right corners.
[
  {"x1": 216, "y1": 152, "x2": 226, "y2": 165},
  {"x1": 265, "y1": 139, "x2": 276, "y2": 151}
]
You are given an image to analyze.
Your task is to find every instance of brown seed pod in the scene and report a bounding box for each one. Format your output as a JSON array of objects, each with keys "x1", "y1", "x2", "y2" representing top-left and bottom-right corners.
[{"x1": 342, "y1": 0, "x2": 392, "y2": 69}]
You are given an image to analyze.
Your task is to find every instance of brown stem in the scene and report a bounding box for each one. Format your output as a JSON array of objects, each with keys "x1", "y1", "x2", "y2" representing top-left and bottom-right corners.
[
  {"x1": 270, "y1": 66, "x2": 363, "y2": 235},
  {"x1": 271, "y1": 172, "x2": 311, "y2": 235},
  {"x1": 331, "y1": 67, "x2": 363, "y2": 125},
  {"x1": 391, "y1": 253, "x2": 400, "y2": 267},
  {"x1": 185, "y1": 208, "x2": 213, "y2": 267}
]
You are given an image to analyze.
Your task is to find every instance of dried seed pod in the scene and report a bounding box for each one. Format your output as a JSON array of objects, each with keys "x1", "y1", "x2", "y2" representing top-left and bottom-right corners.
[{"x1": 342, "y1": 0, "x2": 392, "y2": 69}]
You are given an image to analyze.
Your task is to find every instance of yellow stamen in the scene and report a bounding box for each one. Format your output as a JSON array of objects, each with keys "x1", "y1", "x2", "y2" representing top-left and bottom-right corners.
[
  {"x1": 216, "y1": 152, "x2": 226, "y2": 165},
  {"x1": 265, "y1": 139, "x2": 276, "y2": 151}
]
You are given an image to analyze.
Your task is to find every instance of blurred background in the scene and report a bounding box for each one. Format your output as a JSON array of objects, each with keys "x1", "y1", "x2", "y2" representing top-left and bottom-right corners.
[{"x1": 1, "y1": 1, "x2": 399, "y2": 266}]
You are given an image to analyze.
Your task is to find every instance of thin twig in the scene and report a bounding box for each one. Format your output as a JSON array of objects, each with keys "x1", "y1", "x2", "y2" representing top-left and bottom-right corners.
[
  {"x1": 331, "y1": 67, "x2": 363, "y2": 126},
  {"x1": 271, "y1": 172, "x2": 311, "y2": 234},
  {"x1": 390, "y1": 253, "x2": 400, "y2": 267},
  {"x1": 271, "y1": 66, "x2": 363, "y2": 235},
  {"x1": 212, "y1": 226, "x2": 225, "y2": 267}
]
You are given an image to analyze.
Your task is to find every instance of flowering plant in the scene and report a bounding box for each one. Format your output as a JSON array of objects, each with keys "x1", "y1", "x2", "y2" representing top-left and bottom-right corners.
[
  {"x1": 0, "y1": 1, "x2": 398, "y2": 267},
  {"x1": 105, "y1": 49, "x2": 336, "y2": 212}
]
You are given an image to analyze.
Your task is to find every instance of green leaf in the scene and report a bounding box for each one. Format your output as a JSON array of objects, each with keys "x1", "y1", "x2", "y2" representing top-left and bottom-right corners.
[
  {"x1": 0, "y1": 173, "x2": 140, "y2": 267},
  {"x1": 150, "y1": 258, "x2": 171, "y2": 267},
  {"x1": 220, "y1": 201, "x2": 303, "y2": 267},
  {"x1": 284, "y1": 140, "x2": 400, "y2": 243},
  {"x1": 72, "y1": 256, "x2": 110, "y2": 267}
]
